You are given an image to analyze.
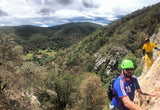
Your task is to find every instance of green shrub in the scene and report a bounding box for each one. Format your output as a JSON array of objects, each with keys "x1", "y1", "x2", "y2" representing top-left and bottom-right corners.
[
  {"x1": 45, "y1": 71, "x2": 80, "y2": 110},
  {"x1": 134, "y1": 66, "x2": 143, "y2": 77}
]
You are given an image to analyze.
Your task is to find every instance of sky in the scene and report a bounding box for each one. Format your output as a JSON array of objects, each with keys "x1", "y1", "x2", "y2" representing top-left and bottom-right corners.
[{"x1": 0, "y1": 0, "x2": 160, "y2": 27}]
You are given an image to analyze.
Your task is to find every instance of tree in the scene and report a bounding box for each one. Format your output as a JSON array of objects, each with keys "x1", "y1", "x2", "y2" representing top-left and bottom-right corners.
[
  {"x1": 0, "y1": 33, "x2": 23, "y2": 70},
  {"x1": 79, "y1": 75, "x2": 107, "y2": 110},
  {"x1": 45, "y1": 71, "x2": 79, "y2": 110}
]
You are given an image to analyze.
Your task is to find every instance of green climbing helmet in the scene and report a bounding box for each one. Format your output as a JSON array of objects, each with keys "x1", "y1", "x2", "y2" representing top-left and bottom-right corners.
[{"x1": 121, "y1": 59, "x2": 134, "y2": 69}]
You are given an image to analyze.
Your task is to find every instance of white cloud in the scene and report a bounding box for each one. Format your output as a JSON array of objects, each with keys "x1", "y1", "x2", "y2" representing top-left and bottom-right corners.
[
  {"x1": 0, "y1": 0, "x2": 160, "y2": 26},
  {"x1": 41, "y1": 24, "x2": 48, "y2": 27},
  {"x1": 0, "y1": 24, "x2": 5, "y2": 26},
  {"x1": 0, "y1": 0, "x2": 38, "y2": 18},
  {"x1": 54, "y1": 9, "x2": 81, "y2": 19}
]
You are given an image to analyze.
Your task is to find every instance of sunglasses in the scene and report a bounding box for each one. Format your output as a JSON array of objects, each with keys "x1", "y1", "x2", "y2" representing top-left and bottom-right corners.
[{"x1": 125, "y1": 68, "x2": 134, "y2": 71}]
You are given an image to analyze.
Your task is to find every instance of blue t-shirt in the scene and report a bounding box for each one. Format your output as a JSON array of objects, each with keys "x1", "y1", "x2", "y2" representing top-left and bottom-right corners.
[{"x1": 112, "y1": 74, "x2": 140, "y2": 110}]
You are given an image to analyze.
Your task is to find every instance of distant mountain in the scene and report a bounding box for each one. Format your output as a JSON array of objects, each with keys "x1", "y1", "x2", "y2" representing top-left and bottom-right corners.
[{"x1": 0, "y1": 22, "x2": 103, "y2": 52}]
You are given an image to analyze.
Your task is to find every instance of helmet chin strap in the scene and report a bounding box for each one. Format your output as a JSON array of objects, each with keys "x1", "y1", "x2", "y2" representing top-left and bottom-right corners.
[
  {"x1": 124, "y1": 73, "x2": 132, "y2": 78},
  {"x1": 123, "y1": 70, "x2": 133, "y2": 79}
]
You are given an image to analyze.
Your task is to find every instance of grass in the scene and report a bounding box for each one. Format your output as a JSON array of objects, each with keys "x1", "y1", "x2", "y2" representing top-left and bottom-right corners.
[
  {"x1": 38, "y1": 49, "x2": 56, "y2": 56},
  {"x1": 23, "y1": 49, "x2": 57, "y2": 61},
  {"x1": 23, "y1": 53, "x2": 34, "y2": 61}
]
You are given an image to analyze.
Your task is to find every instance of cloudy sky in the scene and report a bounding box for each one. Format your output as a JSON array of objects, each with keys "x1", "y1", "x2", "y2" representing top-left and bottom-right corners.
[{"x1": 0, "y1": 0, "x2": 160, "y2": 27}]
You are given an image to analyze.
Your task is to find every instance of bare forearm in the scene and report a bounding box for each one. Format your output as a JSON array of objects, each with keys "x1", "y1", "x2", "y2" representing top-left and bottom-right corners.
[
  {"x1": 139, "y1": 90, "x2": 148, "y2": 95},
  {"x1": 155, "y1": 47, "x2": 160, "y2": 51},
  {"x1": 125, "y1": 100, "x2": 143, "y2": 110},
  {"x1": 137, "y1": 88, "x2": 158, "y2": 96},
  {"x1": 121, "y1": 96, "x2": 144, "y2": 110}
]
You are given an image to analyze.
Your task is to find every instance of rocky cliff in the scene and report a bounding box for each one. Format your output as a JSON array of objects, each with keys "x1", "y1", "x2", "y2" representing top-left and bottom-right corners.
[
  {"x1": 134, "y1": 56, "x2": 160, "y2": 110},
  {"x1": 134, "y1": 31, "x2": 160, "y2": 109},
  {"x1": 94, "y1": 44, "x2": 129, "y2": 75}
]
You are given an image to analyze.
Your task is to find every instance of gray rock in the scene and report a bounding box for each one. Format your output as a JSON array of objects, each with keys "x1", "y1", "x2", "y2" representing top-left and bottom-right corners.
[{"x1": 94, "y1": 44, "x2": 129, "y2": 75}]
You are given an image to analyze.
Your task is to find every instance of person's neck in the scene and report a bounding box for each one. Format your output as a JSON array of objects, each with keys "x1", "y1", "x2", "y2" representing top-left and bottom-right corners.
[
  {"x1": 121, "y1": 71, "x2": 130, "y2": 81},
  {"x1": 125, "y1": 76, "x2": 131, "y2": 81},
  {"x1": 146, "y1": 42, "x2": 150, "y2": 45},
  {"x1": 122, "y1": 72, "x2": 131, "y2": 81}
]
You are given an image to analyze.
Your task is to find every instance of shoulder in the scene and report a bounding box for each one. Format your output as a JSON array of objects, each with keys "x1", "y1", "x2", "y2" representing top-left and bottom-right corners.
[
  {"x1": 132, "y1": 75, "x2": 137, "y2": 79},
  {"x1": 150, "y1": 42, "x2": 154, "y2": 45},
  {"x1": 131, "y1": 76, "x2": 140, "y2": 89},
  {"x1": 143, "y1": 44, "x2": 147, "y2": 48},
  {"x1": 113, "y1": 77, "x2": 127, "y2": 95},
  {"x1": 131, "y1": 76, "x2": 139, "y2": 85},
  {"x1": 150, "y1": 43, "x2": 156, "y2": 46},
  {"x1": 114, "y1": 76, "x2": 124, "y2": 86},
  {"x1": 132, "y1": 76, "x2": 138, "y2": 81}
]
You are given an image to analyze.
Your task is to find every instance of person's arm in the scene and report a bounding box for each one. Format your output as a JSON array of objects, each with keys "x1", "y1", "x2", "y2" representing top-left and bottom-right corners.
[
  {"x1": 142, "y1": 49, "x2": 145, "y2": 60},
  {"x1": 143, "y1": 49, "x2": 145, "y2": 56},
  {"x1": 137, "y1": 88, "x2": 160, "y2": 96},
  {"x1": 154, "y1": 47, "x2": 160, "y2": 51},
  {"x1": 121, "y1": 96, "x2": 144, "y2": 110}
]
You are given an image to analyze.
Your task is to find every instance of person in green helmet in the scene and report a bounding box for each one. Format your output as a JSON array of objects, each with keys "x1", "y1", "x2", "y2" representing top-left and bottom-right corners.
[{"x1": 110, "y1": 59, "x2": 160, "y2": 110}]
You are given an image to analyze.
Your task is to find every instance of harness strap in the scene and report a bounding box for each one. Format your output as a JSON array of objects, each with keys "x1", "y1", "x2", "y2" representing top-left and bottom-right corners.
[{"x1": 145, "y1": 51, "x2": 153, "y2": 57}]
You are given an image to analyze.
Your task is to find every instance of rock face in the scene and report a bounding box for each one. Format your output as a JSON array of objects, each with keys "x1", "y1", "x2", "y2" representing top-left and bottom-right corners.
[
  {"x1": 94, "y1": 44, "x2": 129, "y2": 75},
  {"x1": 134, "y1": 31, "x2": 160, "y2": 110},
  {"x1": 150, "y1": 29, "x2": 160, "y2": 60},
  {"x1": 134, "y1": 56, "x2": 160, "y2": 110}
]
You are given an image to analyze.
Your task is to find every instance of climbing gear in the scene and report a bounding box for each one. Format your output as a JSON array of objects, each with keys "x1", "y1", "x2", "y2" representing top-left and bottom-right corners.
[
  {"x1": 107, "y1": 75, "x2": 123, "y2": 101},
  {"x1": 121, "y1": 59, "x2": 134, "y2": 69},
  {"x1": 145, "y1": 52, "x2": 153, "y2": 58}
]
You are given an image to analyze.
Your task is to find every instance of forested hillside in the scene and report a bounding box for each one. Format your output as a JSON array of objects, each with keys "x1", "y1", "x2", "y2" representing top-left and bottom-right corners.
[
  {"x1": 0, "y1": 22, "x2": 102, "y2": 52},
  {"x1": 0, "y1": 2, "x2": 160, "y2": 110}
]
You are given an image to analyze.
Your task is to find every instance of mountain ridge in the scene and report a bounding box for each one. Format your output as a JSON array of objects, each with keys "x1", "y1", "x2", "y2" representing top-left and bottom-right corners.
[{"x1": 0, "y1": 22, "x2": 103, "y2": 52}]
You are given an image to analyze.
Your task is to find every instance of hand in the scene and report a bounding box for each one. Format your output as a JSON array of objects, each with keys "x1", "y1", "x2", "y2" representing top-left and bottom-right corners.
[
  {"x1": 151, "y1": 92, "x2": 160, "y2": 97},
  {"x1": 142, "y1": 56, "x2": 145, "y2": 60}
]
